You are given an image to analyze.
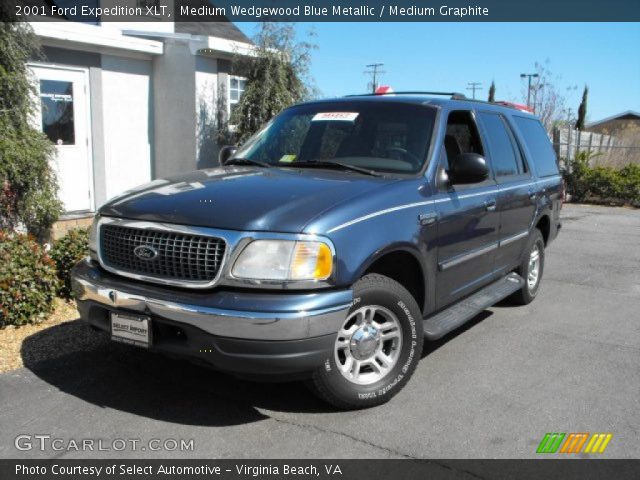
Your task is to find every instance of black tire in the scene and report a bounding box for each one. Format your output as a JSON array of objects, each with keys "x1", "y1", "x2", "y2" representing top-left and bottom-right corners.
[
  {"x1": 510, "y1": 229, "x2": 545, "y2": 305},
  {"x1": 308, "y1": 274, "x2": 424, "y2": 409}
]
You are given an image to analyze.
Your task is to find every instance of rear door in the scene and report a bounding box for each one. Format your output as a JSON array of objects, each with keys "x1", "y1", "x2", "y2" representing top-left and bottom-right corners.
[
  {"x1": 477, "y1": 111, "x2": 536, "y2": 271},
  {"x1": 434, "y1": 110, "x2": 500, "y2": 309}
]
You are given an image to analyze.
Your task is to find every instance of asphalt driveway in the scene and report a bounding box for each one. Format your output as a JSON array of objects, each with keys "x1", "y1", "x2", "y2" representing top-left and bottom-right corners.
[{"x1": 1, "y1": 204, "x2": 639, "y2": 459}]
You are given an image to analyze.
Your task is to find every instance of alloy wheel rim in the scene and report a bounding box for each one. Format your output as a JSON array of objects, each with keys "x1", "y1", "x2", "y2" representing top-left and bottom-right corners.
[
  {"x1": 334, "y1": 305, "x2": 403, "y2": 385},
  {"x1": 527, "y1": 245, "x2": 541, "y2": 290}
]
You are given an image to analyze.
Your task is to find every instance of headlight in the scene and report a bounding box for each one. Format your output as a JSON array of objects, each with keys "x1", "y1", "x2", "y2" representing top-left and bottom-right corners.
[
  {"x1": 232, "y1": 240, "x2": 333, "y2": 281},
  {"x1": 88, "y1": 215, "x2": 99, "y2": 261}
]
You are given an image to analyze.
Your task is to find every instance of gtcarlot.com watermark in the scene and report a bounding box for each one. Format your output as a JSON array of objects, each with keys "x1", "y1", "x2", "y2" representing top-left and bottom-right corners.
[{"x1": 15, "y1": 434, "x2": 194, "y2": 453}]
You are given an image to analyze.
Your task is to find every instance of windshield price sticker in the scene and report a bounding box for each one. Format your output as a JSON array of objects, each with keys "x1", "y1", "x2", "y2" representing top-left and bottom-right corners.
[{"x1": 312, "y1": 112, "x2": 359, "y2": 122}]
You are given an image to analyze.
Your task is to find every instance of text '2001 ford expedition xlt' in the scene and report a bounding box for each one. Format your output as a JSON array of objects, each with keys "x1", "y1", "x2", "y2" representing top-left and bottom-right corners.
[{"x1": 71, "y1": 93, "x2": 562, "y2": 409}]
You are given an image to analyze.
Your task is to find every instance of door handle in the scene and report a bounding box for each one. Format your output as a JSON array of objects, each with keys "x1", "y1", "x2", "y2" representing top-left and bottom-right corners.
[{"x1": 484, "y1": 199, "x2": 497, "y2": 211}]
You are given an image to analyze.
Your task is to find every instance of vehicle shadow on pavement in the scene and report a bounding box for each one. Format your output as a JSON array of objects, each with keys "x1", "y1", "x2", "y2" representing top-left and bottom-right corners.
[
  {"x1": 421, "y1": 310, "x2": 493, "y2": 358},
  {"x1": 21, "y1": 319, "x2": 336, "y2": 427}
]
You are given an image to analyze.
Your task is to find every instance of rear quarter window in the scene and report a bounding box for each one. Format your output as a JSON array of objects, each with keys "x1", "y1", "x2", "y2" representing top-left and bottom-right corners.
[{"x1": 512, "y1": 116, "x2": 559, "y2": 177}]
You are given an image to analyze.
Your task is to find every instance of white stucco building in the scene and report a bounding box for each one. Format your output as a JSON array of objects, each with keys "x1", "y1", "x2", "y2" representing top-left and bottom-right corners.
[{"x1": 28, "y1": 19, "x2": 253, "y2": 215}]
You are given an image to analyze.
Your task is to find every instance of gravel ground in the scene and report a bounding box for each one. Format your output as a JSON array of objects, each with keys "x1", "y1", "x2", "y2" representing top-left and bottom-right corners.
[{"x1": 0, "y1": 300, "x2": 78, "y2": 374}]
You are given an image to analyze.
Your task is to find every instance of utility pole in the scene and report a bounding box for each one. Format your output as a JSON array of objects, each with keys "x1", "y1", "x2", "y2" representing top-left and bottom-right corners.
[
  {"x1": 466, "y1": 82, "x2": 482, "y2": 99},
  {"x1": 532, "y1": 83, "x2": 545, "y2": 114},
  {"x1": 365, "y1": 63, "x2": 385, "y2": 93},
  {"x1": 520, "y1": 72, "x2": 539, "y2": 108}
]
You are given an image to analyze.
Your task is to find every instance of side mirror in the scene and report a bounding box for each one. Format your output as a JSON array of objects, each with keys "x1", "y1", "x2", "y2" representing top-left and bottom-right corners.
[
  {"x1": 449, "y1": 153, "x2": 489, "y2": 184},
  {"x1": 218, "y1": 145, "x2": 237, "y2": 166}
]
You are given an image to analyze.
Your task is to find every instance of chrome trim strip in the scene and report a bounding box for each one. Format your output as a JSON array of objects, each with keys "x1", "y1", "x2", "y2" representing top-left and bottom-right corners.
[
  {"x1": 434, "y1": 182, "x2": 536, "y2": 203},
  {"x1": 439, "y1": 242, "x2": 499, "y2": 271},
  {"x1": 439, "y1": 229, "x2": 529, "y2": 271},
  {"x1": 499, "y1": 230, "x2": 529, "y2": 247},
  {"x1": 72, "y1": 271, "x2": 351, "y2": 341},
  {"x1": 326, "y1": 182, "x2": 542, "y2": 234},
  {"x1": 327, "y1": 201, "x2": 433, "y2": 233}
]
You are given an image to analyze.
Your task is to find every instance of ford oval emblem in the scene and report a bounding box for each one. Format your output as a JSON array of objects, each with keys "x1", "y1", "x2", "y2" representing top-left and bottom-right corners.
[{"x1": 133, "y1": 245, "x2": 158, "y2": 261}]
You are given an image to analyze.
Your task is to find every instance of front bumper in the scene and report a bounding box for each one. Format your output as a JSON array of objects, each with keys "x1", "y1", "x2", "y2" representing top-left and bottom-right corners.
[{"x1": 71, "y1": 260, "x2": 352, "y2": 377}]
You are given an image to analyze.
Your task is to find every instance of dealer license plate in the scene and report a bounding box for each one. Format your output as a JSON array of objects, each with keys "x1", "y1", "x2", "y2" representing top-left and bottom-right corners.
[{"x1": 110, "y1": 312, "x2": 151, "y2": 348}]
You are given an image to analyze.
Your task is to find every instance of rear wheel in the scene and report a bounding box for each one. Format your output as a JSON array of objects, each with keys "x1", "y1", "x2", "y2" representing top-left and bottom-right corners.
[
  {"x1": 510, "y1": 229, "x2": 545, "y2": 305},
  {"x1": 308, "y1": 274, "x2": 423, "y2": 409}
]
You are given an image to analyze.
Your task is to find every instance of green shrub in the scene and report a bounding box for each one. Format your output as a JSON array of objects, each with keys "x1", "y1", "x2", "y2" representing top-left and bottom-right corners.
[
  {"x1": 618, "y1": 164, "x2": 640, "y2": 202},
  {"x1": 565, "y1": 151, "x2": 640, "y2": 206},
  {"x1": 0, "y1": 22, "x2": 62, "y2": 239},
  {"x1": 0, "y1": 231, "x2": 59, "y2": 327},
  {"x1": 50, "y1": 228, "x2": 89, "y2": 299}
]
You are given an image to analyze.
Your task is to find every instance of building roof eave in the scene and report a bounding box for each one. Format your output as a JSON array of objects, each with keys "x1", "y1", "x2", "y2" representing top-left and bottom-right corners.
[
  {"x1": 586, "y1": 110, "x2": 640, "y2": 128},
  {"x1": 189, "y1": 35, "x2": 255, "y2": 58},
  {"x1": 31, "y1": 21, "x2": 164, "y2": 55}
]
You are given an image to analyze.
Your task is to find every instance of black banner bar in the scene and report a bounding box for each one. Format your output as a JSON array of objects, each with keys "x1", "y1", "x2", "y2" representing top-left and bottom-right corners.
[
  {"x1": 11, "y1": 0, "x2": 640, "y2": 23},
  {"x1": 3, "y1": 459, "x2": 640, "y2": 480}
]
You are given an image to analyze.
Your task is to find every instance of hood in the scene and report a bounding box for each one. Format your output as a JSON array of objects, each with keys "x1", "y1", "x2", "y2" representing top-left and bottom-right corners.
[{"x1": 99, "y1": 167, "x2": 391, "y2": 233}]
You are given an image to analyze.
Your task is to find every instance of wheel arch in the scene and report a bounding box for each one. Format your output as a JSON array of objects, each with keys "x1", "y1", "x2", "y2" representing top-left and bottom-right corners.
[
  {"x1": 535, "y1": 214, "x2": 551, "y2": 245},
  {"x1": 358, "y1": 245, "x2": 427, "y2": 313}
]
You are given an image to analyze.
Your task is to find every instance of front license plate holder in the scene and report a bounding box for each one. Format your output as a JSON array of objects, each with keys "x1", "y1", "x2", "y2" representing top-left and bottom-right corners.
[{"x1": 110, "y1": 312, "x2": 151, "y2": 348}]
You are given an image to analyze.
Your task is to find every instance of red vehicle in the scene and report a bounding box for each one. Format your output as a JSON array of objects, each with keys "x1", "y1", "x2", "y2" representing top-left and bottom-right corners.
[{"x1": 494, "y1": 101, "x2": 535, "y2": 113}]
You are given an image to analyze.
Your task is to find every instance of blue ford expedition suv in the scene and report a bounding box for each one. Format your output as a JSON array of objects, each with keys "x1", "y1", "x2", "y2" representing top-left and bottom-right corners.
[{"x1": 71, "y1": 93, "x2": 562, "y2": 409}]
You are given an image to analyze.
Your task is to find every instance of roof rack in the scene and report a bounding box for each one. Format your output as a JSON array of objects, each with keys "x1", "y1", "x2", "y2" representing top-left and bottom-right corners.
[{"x1": 346, "y1": 91, "x2": 467, "y2": 100}]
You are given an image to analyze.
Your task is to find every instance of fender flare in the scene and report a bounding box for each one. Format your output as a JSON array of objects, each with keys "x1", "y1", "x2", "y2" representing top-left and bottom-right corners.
[{"x1": 354, "y1": 243, "x2": 435, "y2": 314}]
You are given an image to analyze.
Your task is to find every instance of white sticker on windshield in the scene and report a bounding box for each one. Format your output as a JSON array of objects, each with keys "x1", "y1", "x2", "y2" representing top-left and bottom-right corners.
[{"x1": 312, "y1": 112, "x2": 359, "y2": 122}]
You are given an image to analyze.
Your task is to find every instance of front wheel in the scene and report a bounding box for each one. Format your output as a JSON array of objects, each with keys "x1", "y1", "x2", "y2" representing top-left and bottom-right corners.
[{"x1": 308, "y1": 274, "x2": 424, "y2": 409}]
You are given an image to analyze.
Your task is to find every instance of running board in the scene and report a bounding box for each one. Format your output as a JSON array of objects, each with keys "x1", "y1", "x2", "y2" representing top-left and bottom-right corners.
[{"x1": 423, "y1": 273, "x2": 524, "y2": 341}]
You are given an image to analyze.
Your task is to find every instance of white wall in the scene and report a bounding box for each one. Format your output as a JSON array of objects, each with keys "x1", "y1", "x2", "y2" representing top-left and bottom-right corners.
[
  {"x1": 101, "y1": 55, "x2": 153, "y2": 200},
  {"x1": 152, "y1": 39, "x2": 197, "y2": 179},
  {"x1": 195, "y1": 56, "x2": 218, "y2": 169}
]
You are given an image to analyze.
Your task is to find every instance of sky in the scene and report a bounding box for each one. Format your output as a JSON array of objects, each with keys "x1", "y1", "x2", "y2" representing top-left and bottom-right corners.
[{"x1": 237, "y1": 22, "x2": 640, "y2": 122}]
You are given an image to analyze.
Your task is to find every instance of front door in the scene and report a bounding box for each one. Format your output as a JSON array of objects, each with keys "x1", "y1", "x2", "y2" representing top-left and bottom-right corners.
[
  {"x1": 434, "y1": 110, "x2": 500, "y2": 309},
  {"x1": 30, "y1": 65, "x2": 93, "y2": 212}
]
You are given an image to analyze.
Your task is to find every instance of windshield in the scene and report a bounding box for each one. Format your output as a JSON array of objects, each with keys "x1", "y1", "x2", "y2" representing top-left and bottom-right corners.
[{"x1": 233, "y1": 102, "x2": 437, "y2": 174}]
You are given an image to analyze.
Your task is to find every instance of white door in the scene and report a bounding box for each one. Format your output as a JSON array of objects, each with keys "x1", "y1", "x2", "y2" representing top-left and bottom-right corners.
[{"x1": 30, "y1": 65, "x2": 93, "y2": 212}]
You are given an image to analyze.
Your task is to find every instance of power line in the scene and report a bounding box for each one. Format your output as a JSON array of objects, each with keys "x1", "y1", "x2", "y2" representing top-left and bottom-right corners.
[
  {"x1": 466, "y1": 82, "x2": 482, "y2": 99},
  {"x1": 365, "y1": 63, "x2": 385, "y2": 93}
]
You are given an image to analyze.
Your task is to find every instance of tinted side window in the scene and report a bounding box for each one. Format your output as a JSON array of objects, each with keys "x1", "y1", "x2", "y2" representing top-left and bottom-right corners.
[
  {"x1": 513, "y1": 116, "x2": 559, "y2": 177},
  {"x1": 479, "y1": 112, "x2": 520, "y2": 177}
]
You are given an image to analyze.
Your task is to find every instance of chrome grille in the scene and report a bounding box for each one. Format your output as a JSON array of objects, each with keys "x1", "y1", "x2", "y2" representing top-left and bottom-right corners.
[{"x1": 100, "y1": 224, "x2": 225, "y2": 284}]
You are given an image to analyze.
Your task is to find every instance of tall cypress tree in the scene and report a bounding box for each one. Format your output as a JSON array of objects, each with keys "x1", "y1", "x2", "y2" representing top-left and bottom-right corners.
[
  {"x1": 488, "y1": 80, "x2": 496, "y2": 102},
  {"x1": 575, "y1": 86, "x2": 588, "y2": 130}
]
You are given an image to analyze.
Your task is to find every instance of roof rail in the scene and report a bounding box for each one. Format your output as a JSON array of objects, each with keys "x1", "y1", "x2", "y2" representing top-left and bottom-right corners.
[{"x1": 346, "y1": 91, "x2": 467, "y2": 100}]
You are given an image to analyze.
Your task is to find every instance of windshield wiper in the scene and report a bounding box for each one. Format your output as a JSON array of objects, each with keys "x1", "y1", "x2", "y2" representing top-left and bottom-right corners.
[
  {"x1": 292, "y1": 160, "x2": 381, "y2": 177},
  {"x1": 225, "y1": 158, "x2": 271, "y2": 168}
]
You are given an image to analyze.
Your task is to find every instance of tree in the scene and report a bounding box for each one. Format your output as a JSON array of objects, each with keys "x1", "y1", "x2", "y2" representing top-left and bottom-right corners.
[
  {"x1": 575, "y1": 85, "x2": 588, "y2": 131},
  {"x1": 488, "y1": 80, "x2": 496, "y2": 102},
  {"x1": 0, "y1": 13, "x2": 62, "y2": 239},
  {"x1": 521, "y1": 60, "x2": 576, "y2": 131},
  {"x1": 232, "y1": 23, "x2": 316, "y2": 143}
]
